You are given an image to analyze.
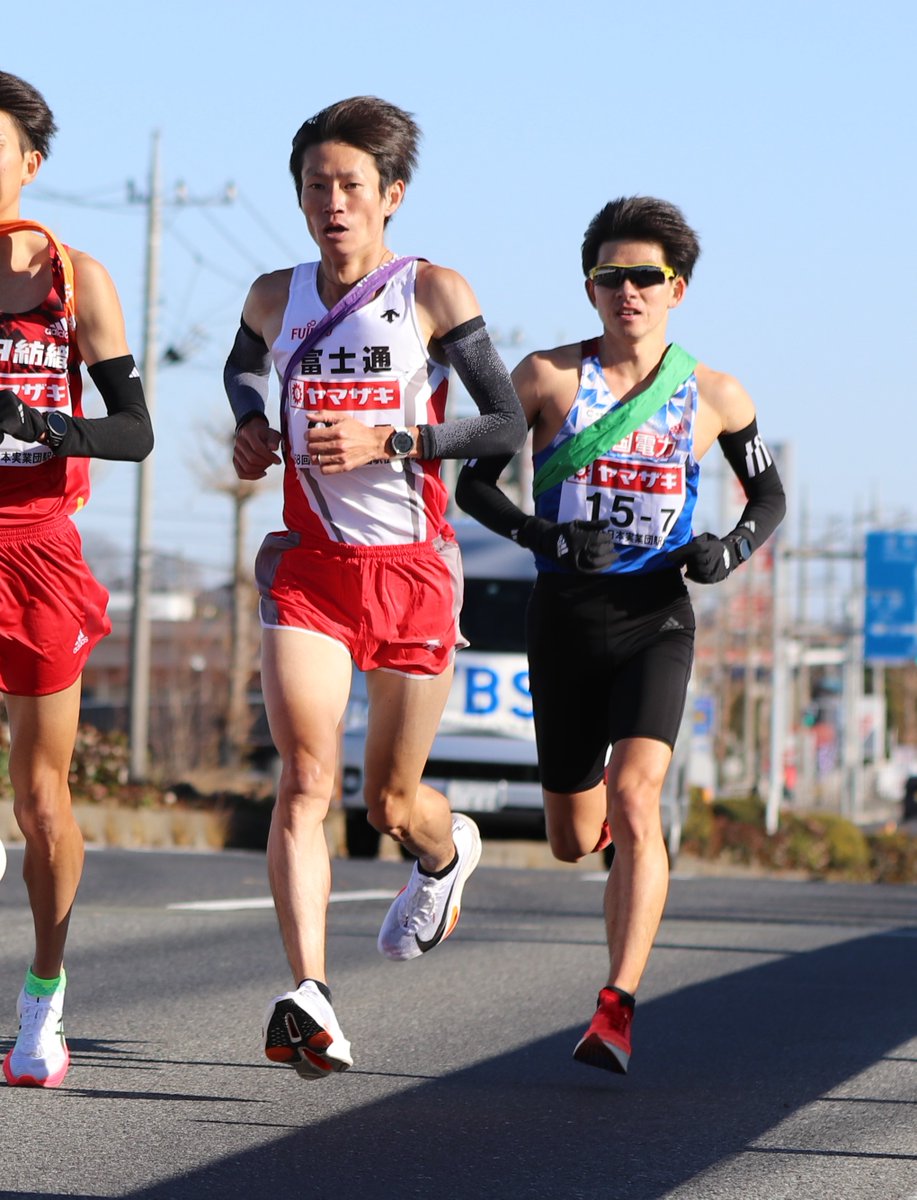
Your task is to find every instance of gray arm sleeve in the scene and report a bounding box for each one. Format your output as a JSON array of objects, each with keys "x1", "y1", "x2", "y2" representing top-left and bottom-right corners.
[
  {"x1": 418, "y1": 318, "x2": 527, "y2": 460},
  {"x1": 223, "y1": 318, "x2": 272, "y2": 431}
]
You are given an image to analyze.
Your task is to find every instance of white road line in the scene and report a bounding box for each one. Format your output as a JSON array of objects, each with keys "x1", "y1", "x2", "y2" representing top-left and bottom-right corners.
[
  {"x1": 580, "y1": 871, "x2": 749, "y2": 884},
  {"x1": 168, "y1": 888, "x2": 396, "y2": 912}
]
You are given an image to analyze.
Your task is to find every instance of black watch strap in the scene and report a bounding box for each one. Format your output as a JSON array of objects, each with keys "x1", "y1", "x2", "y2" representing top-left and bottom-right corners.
[{"x1": 45, "y1": 410, "x2": 69, "y2": 450}]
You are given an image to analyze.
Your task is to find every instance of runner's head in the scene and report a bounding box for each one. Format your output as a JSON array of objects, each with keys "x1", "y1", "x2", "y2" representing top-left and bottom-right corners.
[
  {"x1": 581, "y1": 197, "x2": 701, "y2": 283},
  {"x1": 289, "y1": 97, "x2": 420, "y2": 221},
  {"x1": 0, "y1": 72, "x2": 56, "y2": 160}
]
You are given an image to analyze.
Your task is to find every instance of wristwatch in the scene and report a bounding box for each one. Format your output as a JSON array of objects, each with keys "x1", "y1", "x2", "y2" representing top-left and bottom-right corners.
[
  {"x1": 731, "y1": 533, "x2": 753, "y2": 564},
  {"x1": 44, "y1": 410, "x2": 69, "y2": 451},
  {"x1": 388, "y1": 427, "x2": 415, "y2": 459}
]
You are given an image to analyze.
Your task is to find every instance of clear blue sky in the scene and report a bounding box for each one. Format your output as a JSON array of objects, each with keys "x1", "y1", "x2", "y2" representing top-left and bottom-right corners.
[{"x1": 6, "y1": 0, "x2": 914, "y2": 584}]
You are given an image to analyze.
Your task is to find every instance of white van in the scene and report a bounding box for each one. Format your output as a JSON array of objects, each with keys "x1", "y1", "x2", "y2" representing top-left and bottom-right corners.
[{"x1": 340, "y1": 519, "x2": 691, "y2": 864}]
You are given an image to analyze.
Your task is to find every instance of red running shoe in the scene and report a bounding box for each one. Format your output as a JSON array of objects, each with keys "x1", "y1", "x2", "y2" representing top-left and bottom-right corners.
[{"x1": 572, "y1": 987, "x2": 634, "y2": 1074}]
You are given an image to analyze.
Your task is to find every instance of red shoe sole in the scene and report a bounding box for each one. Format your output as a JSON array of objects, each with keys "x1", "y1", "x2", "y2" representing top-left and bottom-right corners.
[
  {"x1": 572, "y1": 1032, "x2": 629, "y2": 1075},
  {"x1": 3, "y1": 1046, "x2": 70, "y2": 1088}
]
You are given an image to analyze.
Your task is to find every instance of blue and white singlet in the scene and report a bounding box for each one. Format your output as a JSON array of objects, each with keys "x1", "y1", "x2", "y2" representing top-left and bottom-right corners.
[{"x1": 533, "y1": 338, "x2": 700, "y2": 575}]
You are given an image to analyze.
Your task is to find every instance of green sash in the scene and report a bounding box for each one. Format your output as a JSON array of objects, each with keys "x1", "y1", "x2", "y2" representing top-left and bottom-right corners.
[{"x1": 531, "y1": 343, "x2": 698, "y2": 500}]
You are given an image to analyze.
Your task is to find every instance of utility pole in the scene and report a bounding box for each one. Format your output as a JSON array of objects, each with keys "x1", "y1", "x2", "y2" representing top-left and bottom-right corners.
[
  {"x1": 127, "y1": 136, "x2": 235, "y2": 781},
  {"x1": 128, "y1": 131, "x2": 162, "y2": 783},
  {"x1": 766, "y1": 534, "x2": 789, "y2": 834},
  {"x1": 842, "y1": 510, "x2": 866, "y2": 821},
  {"x1": 766, "y1": 442, "x2": 793, "y2": 835},
  {"x1": 715, "y1": 459, "x2": 735, "y2": 793},
  {"x1": 227, "y1": 487, "x2": 255, "y2": 765}
]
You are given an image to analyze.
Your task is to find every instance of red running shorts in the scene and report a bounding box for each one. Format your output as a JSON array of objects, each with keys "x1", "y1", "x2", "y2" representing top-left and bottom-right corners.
[
  {"x1": 256, "y1": 530, "x2": 466, "y2": 677},
  {"x1": 0, "y1": 516, "x2": 111, "y2": 697}
]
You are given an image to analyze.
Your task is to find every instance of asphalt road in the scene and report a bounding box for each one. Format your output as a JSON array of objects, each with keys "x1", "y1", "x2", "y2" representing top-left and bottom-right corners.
[{"x1": 1, "y1": 845, "x2": 915, "y2": 1200}]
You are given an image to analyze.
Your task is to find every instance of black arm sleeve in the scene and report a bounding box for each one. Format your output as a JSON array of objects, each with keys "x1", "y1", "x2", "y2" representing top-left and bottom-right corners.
[
  {"x1": 455, "y1": 452, "x2": 528, "y2": 541},
  {"x1": 224, "y1": 317, "x2": 272, "y2": 432},
  {"x1": 717, "y1": 417, "x2": 786, "y2": 550},
  {"x1": 418, "y1": 318, "x2": 527, "y2": 460},
  {"x1": 457, "y1": 454, "x2": 619, "y2": 569},
  {"x1": 51, "y1": 355, "x2": 153, "y2": 461}
]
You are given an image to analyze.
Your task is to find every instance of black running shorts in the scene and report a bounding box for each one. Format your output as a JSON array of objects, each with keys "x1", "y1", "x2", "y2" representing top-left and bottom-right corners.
[{"x1": 526, "y1": 567, "x2": 695, "y2": 794}]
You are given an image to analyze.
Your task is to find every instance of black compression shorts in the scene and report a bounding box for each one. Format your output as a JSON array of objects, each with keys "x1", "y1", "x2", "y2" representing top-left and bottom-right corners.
[{"x1": 526, "y1": 567, "x2": 695, "y2": 794}]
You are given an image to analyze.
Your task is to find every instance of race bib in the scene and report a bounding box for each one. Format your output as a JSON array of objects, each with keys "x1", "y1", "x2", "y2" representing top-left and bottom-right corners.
[{"x1": 556, "y1": 455, "x2": 687, "y2": 549}]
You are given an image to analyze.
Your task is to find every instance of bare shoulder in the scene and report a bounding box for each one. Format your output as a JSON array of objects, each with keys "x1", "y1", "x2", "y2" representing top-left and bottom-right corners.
[
  {"x1": 414, "y1": 260, "x2": 481, "y2": 338},
  {"x1": 67, "y1": 250, "x2": 130, "y2": 364},
  {"x1": 70, "y1": 249, "x2": 119, "y2": 301},
  {"x1": 512, "y1": 341, "x2": 582, "y2": 432},
  {"x1": 247, "y1": 268, "x2": 294, "y2": 311},
  {"x1": 513, "y1": 342, "x2": 581, "y2": 395},
  {"x1": 695, "y1": 361, "x2": 756, "y2": 435},
  {"x1": 243, "y1": 268, "x2": 294, "y2": 339}
]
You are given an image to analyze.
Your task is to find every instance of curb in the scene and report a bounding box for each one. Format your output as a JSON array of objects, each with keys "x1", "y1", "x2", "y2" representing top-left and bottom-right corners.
[
  {"x1": 0, "y1": 799, "x2": 607, "y2": 870},
  {"x1": 0, "y1": 798, "x2": 232, "y2": 853},
  {"x1": 0, "y1": 799, "x2": 804, "y2": 877}
]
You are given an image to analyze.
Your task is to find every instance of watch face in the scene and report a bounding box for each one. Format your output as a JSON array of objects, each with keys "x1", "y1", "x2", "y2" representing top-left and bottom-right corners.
[
  {"x1": 46, "y1": 411, "x2": 68, "y2": 441},
  {"x1": 391, "y1": 429, "x2": 414, "y2": 455}
]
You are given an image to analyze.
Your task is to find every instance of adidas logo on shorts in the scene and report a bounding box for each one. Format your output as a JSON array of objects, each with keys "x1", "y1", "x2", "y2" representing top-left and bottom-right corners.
[{"x1": 72, "y1": 629, "x2": 89, "y2": 654}]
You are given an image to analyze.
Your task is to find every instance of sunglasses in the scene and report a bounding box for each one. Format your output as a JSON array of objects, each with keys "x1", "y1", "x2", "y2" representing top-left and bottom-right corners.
[{"x1": 588, "y1": 263, "x2": 677, "y2": 290}]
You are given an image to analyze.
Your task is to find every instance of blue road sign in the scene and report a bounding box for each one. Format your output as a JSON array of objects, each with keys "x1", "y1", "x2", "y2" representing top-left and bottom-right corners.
[
  {"x1": 865, "y1": 531, "x2": 917, "y2": 662},
  {"x1": 693, "y1": 694, "x2": 715, "y2": 738}
]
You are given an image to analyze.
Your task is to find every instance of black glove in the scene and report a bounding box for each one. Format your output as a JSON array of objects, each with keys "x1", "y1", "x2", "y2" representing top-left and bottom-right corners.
[
  {"x1": 668, "y1": 532, "x2": 746, "y2": 584},
  {"x1": 518, "y1": 516, "x2": 616, "y2": 572},
  {"x1": 0, "y1": 389, "x2": 48, "y2": 445}
]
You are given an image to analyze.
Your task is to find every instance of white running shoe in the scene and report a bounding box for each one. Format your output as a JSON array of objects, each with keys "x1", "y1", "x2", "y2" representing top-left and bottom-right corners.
[
  {"x1": 378, "y1": 814, "x2": 482, "y2": 961},
  {"x1": 262, "y1": 980, "x2": 353, "y2": 1081},
  {"x1": 3, "y1": 985, "x2": 70, "y2": 1088}
]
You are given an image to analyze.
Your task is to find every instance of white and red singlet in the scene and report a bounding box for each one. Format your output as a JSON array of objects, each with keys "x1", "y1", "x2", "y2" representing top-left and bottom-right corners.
[{"x1": 272, "y1": 258, "x2": 450, "y2": 546}]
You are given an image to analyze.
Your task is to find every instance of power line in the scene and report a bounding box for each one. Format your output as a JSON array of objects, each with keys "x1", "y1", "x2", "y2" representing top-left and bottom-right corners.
[
  {"x1": 198, "y1": 204, "x2": 269, "y2": 273},
  {"x1": 235, "y1": 188, "x2": 300, "y2": 260},
  {"x1": 30, "y1": 185, "x2": 134, "y2": 210},
  {"x1": 163, "y1": 220, "x2": 252, "y2": 289}
]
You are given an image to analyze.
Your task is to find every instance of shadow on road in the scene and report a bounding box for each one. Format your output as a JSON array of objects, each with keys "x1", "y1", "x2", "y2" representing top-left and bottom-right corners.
[{"x1": 102, "y1": 922, "x2": 916, "y2": 1200}]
